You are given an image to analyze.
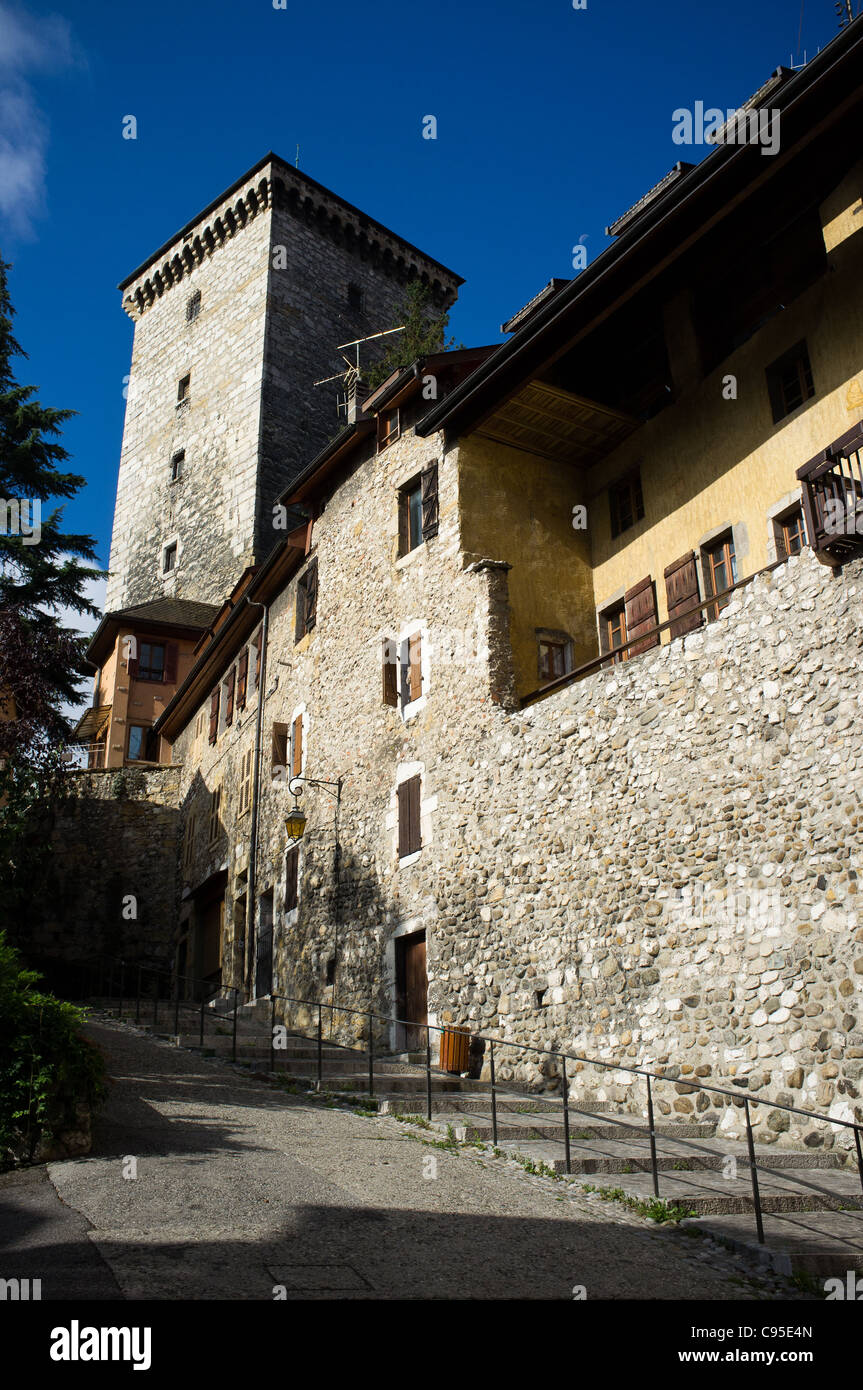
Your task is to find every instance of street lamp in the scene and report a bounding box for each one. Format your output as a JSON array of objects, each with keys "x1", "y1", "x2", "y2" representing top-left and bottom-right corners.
[{"x1": 285, "y1": 774, "x2": 342, "y2": 842}]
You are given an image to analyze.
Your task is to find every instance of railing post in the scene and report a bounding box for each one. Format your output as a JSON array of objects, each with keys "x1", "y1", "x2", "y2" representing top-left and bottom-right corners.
[
  {"x1": 117, "y1": 960, "x2": 124, "y2": 1019},
  {"x1": 199, "y1": 986, "x2": 205, "y2": 1047},
  {"x1": 135, "y1": 965, "x2": 141, "y2": 1023},
  {"x1": 854, "y1": 1125, "x2": 863, "y2": 1199},
  {"x1": 174, "y1": 971, "x2": 180, "y2": 1038},
  {"x1": 317, "y1": 1005, "x2": 323, "y2": 1092},
  {"x1": 426, "y1": 1028, "x2": 432, "y2": 1122},
  {"x1": 646, "y1": 1074, "x2": 660, "y2": 1198},
  {"x1": 368, "y1": 1015, "x2": 374, "y2": 1100},
  {"x1": 270, "y1": 997, "x2": 276, "y2": 1073},
  {"x1": 744, "y1": 1098, "x2": 765, "y2": 1245},
  {"x1": 561, "y1": 1056, "x2": 571, "y2": 1176},
  {"x1": 490, "y1": 1040, "x2": 498, "y2": 1148},
  {"x1": 232, "y1": 988, "x2": 238, "y2": 1064},
  {"x1": 153, "y1": 970, "x2": 158, "y2": 1027},
  {"x1": 108, "y1": 959, "x2": 114, "y2": 1008}
]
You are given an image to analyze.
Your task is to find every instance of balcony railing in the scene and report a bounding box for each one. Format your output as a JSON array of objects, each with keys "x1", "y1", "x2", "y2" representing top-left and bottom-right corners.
[{"x1": 797, "y1": 419, "x2": 863, "y2": 565}]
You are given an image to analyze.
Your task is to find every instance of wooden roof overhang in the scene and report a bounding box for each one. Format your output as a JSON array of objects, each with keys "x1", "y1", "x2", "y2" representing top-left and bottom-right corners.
[
  {"x1": 153, "y1": 528, "x2": 310, "y2": 744},
  {"x1": 474, "y1": 381, "x2": 639, "y2": 467},
  {"x1": 415, "y1": 23, "x2": 863, "y2": 448}
]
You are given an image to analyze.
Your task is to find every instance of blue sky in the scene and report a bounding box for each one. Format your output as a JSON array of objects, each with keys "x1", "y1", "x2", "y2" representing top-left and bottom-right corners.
[{"x1": 0, "y1": 0, "x2": 838, "y2": 586}]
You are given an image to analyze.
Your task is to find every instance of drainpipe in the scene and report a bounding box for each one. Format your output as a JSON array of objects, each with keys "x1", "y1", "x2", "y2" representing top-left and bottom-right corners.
[{"x1": 244, "y1": 598, "x2": 269, "y2": 1002}]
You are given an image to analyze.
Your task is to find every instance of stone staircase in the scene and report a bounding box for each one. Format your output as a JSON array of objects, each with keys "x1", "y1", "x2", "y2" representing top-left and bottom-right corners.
[{"x1": 92, "y1": 994, "x2": 863, "y2": 1280}]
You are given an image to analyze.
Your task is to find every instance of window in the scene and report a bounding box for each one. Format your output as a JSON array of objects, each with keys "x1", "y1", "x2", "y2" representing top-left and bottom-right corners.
[
  {"x1": 137, "y1": 642, "x2": 167, "y2": 682},
  {"x1": 237, "y1": 648, "x2": 249, "y2": 710},
  {"x1": 291, "y1": 714, "x2": 303, "y2": 778},
  {"x1": 163, "y1": 541, "x2": 178, "y2": 574},
  {"x1": 294, "y1": 559, "x2": 318, "y2": 641},
  {"x1": 346, "y1": 283, "x2": 365, "y2": 313},
  {"x1": 775, "y1": 505, "x2": 807, "y2": 559},
  {"x1": 703, "y1": 533, "x2": 738, "y2": 621},
  {"x1": 285, "y1": 845, "x2": 299, "y2": 912},
  {"x1": 398, "y1": 464, "x2": 438, "y2": 555},
  {"x1": 208, "y1": 786, "x2": 222, "y2": 845},
  {"x1": 183, "y1": 813, "x2": 196, "y2": 870},
  {"x1": 171, "y1": 450, "x2": 185, "y2": 482},
  {"x1": 609, "y1": 469, "x2": 645, "y2": 539},
  {"x1": 239, "y1": 748, "x2": 253, "y2": 816},
  {"x1": 397, "y1": 775, "x2": 422, "y2": 859},
  {"x1": 400, "y1": 633, "x2": 423, "y2": 708},
  {"x1": 127, "y1": 725, "x2": 149, "y2": 761},
  {"x1": 601, "y1": 604, "x2": 627, "y2": 663},
  {"x1": 383, "y1": 633, "x2": 425, "y2": 710},
  {"x1": 766, "y1": 341, "x2": 814, "y2": 423},
  {"x1": 378, "y1": 407, "x2": 400, "y2": 450},
  {"x1": 272, "y1": 723, "x2": 288, "y2": 780},
  {"x1": 538, "y1": 637, "x2": 569, "y2": 682},
  {"x1": 224, "y1": 668, "x2": 236, "y2": 727},
  {"x1": 177, "y1": 373, "x2": 191, "y2": 404},
  {"x1": 186, "y1": 290, "x2": 201, "y2": 322},
  {"x1": 208, "y1": 688, "x2": 220, "y2": 744}
]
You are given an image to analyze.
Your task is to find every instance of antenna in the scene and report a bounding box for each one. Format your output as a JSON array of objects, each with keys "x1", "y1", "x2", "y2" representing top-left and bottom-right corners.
[
  {"x1": 295, "y1": 143, "x2": 300, "y2": 168},
  {"x1": 313, "y1": 326, "x2": 406, "y2": 420}
]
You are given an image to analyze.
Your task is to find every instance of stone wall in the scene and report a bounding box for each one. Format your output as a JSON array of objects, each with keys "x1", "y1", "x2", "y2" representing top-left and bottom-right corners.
[{"x1": 32, "y1": 766, "x2": 184, "y2": 988}]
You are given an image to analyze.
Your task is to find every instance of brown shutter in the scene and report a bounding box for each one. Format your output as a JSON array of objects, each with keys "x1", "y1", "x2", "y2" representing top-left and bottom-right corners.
[
  {"x1": 237, "y1": 649, "x2": 249, "y2": 709},
  {"x1": 291, "y1": 714, "x2": 303, "y2": 778},
  {"x1": 127, "y1": 646, "x2": 139, "y2": 678},
  {"x1": 398, "y1": 774, "x2": 421, "y2": 856},
  {"x1": 285, "y1": 846, "x2": 299, "y2": 912},
  {"x1": 304, "y1": 558, "x2": 318, "y2": 631},
  {"x1": 382, "y1": 638, "x2": 398, "y2": 707},
  {"x1": 398, "y1": 492, "x2": 410, "y2": 556},
  {"x1": 624, "y1": 576, "x2": 660, "y2": 656},
  {"x1": 409, "y1": 633, "x2": 423, "y2": 702},
  {"x1": 225, "y1": 668, "x2": 235, "y2": 726},
  {"x1": 164, "y1": 643, "x2": 178, "y2": 684},
  {"x1": 421, "y1": 462, "x2": 439, "y2": 539},
  {"x1": 208, "y1": 689, "x2": 219, "y2": 744},
  {"x1": 664, "y1": 551, "x2": 703, "y2": 639}
]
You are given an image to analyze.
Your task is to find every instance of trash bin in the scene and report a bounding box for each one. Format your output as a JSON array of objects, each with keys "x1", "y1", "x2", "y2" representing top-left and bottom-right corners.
[{"x1": 439, "y1": 1024, "x2": 470, "y2": 1074}]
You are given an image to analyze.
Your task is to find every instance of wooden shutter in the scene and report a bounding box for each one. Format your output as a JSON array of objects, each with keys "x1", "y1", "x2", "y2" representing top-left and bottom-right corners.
[
  {"x1": 291, "y1": 714, "x2": 303, "y2": 778},
  {"x1": 398, "y1": 775, "x2": 421, "y2": 857},
  {"x1": 421, "y1": 463, "x2": 439, "y2": 539},
  {"x1": 208, "y1": 689, "x2": 219, "y2": 744},
  {"x1": 285, "y1": 846, "x2": 299, "y2": 912},
  {"x1": 624, "y1": 576, "x2": 660, "y2": 657},
  {"x1": 382, "y1": 638, "x2": 398, "y2": 707},
  {"x1": 304, "y1": 558, "x2": 318, "y2": 632},
  {"x1": 664, "y1": 551, "x2": 703, "y2": 639},
  {"x1": 225, "y1": 668, "x2": 235, "y2": 726},
  {"x1": 398, "y1": 492, "x2": 410, "y2": 556},
  {"x1": 164, "y1": 643, "x2": 178, "y2": 684},
  {"x1": 237, "y1": 649, "x2": 248, "y2": 710},
  {"x1": 409, "y1": 633, "x2": 423, "y2": 702}
]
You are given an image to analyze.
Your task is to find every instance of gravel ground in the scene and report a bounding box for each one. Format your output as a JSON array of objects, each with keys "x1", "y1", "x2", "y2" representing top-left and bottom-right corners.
[{"x1": 0, "y1": 1017, "x2": 815, "y2": 1301}]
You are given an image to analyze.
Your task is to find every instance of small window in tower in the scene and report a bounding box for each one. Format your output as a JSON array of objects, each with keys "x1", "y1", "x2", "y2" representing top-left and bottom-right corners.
[
  {"x1": 163, "y1": 541, "x2": 178, "y2": 574},
  {"x1": 171, "y1": 450, "x2": 185, "y2": 482},
  {"x1": 177, "y1": 373, "x2": 191, "y2": 405},
  {"x1": 347, "y1": 283, "x2": 365, "y2": 313},
  {"x1": 186, "y1": 289, "x2": 201, "y2": 322}
]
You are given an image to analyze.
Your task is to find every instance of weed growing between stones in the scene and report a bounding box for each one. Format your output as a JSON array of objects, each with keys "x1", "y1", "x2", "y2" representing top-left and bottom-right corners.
[{"x1": 581, "y1": 1183, "x2": 696, "y2": 1223}]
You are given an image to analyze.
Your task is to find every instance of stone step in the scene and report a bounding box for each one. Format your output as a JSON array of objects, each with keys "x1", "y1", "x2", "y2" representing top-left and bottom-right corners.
[
  {"x1": 567, "y1": 1165, "x2": 863, "y2": 1217},
  {"x1": 688, "y1": 1210, "x2": 863, "y2": 1278},
  {"x1": 429, "y1": 1111, "x2": 718, "y2": 1142},
  {"x1": 465, "y1": 1133, "x2": 850, "y2": 1176}
]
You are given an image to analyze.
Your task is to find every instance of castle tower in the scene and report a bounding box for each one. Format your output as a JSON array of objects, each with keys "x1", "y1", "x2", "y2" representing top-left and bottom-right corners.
[{"x1": 107, "y1": 154, "x2": 461, "y2": 610}]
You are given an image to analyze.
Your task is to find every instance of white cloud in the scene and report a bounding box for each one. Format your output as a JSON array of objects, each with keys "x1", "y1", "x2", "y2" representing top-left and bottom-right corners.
[{"x1": 0, "y1": 5, "x2": 84, "y2": 238}]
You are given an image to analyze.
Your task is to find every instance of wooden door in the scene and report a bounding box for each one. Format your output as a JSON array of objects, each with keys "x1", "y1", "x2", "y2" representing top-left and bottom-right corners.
[
  {"x1": 255, "y1": 890, "x2": 274, "y2": 999},
  {"x1": 396, "y1": 931, "x2": 428, "y2": 1051},
  {"x1": 201, "y1": 898, "x2": 223, "y2": 985}
]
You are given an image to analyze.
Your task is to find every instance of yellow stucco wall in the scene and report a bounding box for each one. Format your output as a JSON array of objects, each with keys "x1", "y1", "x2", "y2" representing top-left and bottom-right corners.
[
  {"x1": 588, "y1": 163, "x2": 863, "y2": 628},
  {"x1": 456, "y1": 435, "x2": 595, "y2": 696}
]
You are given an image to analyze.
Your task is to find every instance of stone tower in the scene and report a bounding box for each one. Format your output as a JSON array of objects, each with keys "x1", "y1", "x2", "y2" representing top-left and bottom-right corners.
[{"x1": 106, "y1": 154, "x2": 461, "y2": 610}]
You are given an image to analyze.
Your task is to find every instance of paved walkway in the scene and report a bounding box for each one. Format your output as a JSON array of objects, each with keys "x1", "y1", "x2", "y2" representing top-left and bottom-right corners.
[{"x1": 0, "y1": 1019, "x2": 809, "y2": 1300}]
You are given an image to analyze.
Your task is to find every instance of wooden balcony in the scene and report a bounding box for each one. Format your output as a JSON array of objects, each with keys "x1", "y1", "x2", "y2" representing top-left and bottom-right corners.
[{"x1": 797, "y1": 419, "x2": 863, "y2": 565}]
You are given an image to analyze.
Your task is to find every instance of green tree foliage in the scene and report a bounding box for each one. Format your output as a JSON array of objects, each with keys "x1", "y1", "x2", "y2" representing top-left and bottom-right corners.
[
  {"x1": 364, "y1": 280, "x2": 458, "y2": 389},
  {"x1": 0, "y1": 931, "x2": 105, "y2": 1167}
]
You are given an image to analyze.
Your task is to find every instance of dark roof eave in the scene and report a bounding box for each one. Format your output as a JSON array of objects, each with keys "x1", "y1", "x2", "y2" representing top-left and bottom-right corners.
[{"x1": 415, "y1": 23, "x2": 863, "y2": 443}]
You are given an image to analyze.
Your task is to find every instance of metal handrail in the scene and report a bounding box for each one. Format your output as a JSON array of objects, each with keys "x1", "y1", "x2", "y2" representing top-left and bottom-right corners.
[{"x1": 82, "y1": 954, "x2": 863, "y2": 1245}]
